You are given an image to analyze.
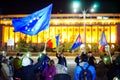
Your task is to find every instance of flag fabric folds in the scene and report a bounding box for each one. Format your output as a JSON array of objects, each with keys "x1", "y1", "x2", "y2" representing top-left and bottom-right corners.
[
  {"x1": 99, "y1": 46, "x2": 104, "y2": 52},
  {"x1": 12, "y1": 4, "x2": 53, "y2": 36},
  {"x1": 47, "y1": 38, "x2": 56, "y2": 48},
  {"x1": 56, "y1": 34, "x2": 60, "y2": 47},
  {"x1": 71, "y1": 34, "x2": 82, "y2": 50},
  {"x1": 99, "y1": 31, "x2": 107, "y2": 52},
  {"x1": 100, "y1": 31, "x2": 107, "y2": 46},
  {"x1": 47, "y1": 34, "x2": 60, "y2": 48}
]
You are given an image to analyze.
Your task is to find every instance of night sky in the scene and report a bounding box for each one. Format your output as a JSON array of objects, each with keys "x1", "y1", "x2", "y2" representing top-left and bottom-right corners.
[{"x1": 0, "y1": 0, "x2": 120, "y2": 14}]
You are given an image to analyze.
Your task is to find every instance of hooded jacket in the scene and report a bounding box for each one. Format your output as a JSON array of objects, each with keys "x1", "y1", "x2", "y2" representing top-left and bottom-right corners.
[
  {"x1": 15, "y1": 54, "x2": 46, "y2": 80},
  {"x1": 74, "y1": 62, "x2": 96, "y2": 80}
]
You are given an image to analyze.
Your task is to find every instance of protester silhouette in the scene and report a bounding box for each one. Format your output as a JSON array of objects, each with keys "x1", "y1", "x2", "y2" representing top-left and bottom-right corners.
[
  {"x1": 15, "y1": 53, "x2": 46, "y2": 80},
  {"x1": 56, "y1": 52, "x2": 67, "y2": 67},
  {"x1": 74, "y1": 52, "x2": 96, "y2": 80},
  {"x1": 42, "y1": 59, "x2": 56, "y2": 80}
]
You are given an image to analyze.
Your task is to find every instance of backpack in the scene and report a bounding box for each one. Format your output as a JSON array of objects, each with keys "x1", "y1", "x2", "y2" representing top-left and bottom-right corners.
[
  {"x1": 79, "y1": 65, "x2": 92, "y2": 80},
  {"x1": 13, "y1": 58, "x2": 22, "y2": 70}
]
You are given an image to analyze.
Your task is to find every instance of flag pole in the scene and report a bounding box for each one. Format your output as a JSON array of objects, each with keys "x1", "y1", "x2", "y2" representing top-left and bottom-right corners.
[
  {"x1": 56, "y1": 45, "x2": 59, "y2": 53},
  {"x1": 56, "y1": 39, "x2": 60, "y2": 53},
  {"x1": 108, "y1": 50, "x2": 112, "y2": 64},
  {"x1": 56, "y1": 34, "x2": 60, "y2": 53},
  {"x1": 107, "y1": 45, "x2": 112, "y2": 63},
  {"x1": 43, "y1": 40, "x2": 47, "y2": 54},
  {"x1": 79, "y1": 46, "x2": 81, "y2": 54}
]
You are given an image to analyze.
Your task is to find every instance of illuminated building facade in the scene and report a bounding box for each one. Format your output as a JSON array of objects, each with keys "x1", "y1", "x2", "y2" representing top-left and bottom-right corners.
[{"x1": 0, "y1": 14, "x2": 120, "y2": 48}]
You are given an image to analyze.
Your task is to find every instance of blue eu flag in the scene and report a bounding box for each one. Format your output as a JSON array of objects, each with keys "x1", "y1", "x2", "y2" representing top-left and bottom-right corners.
[
  {"x1": 12, "y1": 4, "x2": 53, "y2": 36},
  {"x1": 71, "y1": 34, "x2": 82, "y2": 50}
]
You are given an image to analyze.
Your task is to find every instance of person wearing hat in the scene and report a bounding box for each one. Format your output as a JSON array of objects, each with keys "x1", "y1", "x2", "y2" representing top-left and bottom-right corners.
[
  {"x1": 42, "y1": 59, "x2": 56, "y2": 80},
  {"x1": 15, "y1": 53, "x2": 46, "y2": 80}
]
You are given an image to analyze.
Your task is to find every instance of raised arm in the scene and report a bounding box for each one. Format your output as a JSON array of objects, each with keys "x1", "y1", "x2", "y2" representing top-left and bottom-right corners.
[{"x1": 56, "y1": 52, "x2": 60, "y2": 59}]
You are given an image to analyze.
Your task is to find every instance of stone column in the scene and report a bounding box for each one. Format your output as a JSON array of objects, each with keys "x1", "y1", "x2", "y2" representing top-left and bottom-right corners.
[
  {"x1": 117, "y1": 23, "x2": 120, "y2": 45},
  {"x1": 0, "y1": 24, "x2": 3, "y2": 47}
]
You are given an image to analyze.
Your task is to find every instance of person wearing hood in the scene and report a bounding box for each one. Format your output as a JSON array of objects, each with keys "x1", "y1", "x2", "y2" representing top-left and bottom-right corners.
[
  {"x1": 74, "y1": 52, "x2": 96, "y2": 80},
  {"x1": 15, "y1": 53, "x2": 46, "y2": 80},
  {"x1": 42, "y1": 59, "x2": 56, "y2": 80},
  {"x1": 36, "y1": 53, "x2": 50, "y2": 80}
]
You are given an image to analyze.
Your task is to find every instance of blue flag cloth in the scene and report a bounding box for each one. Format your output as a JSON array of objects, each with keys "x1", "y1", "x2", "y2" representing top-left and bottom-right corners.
[
  {"x1": 12, "y1": 4, "x2": 53, "y2": 36},
  {"x1": 71, "y1": 34, "x2": 82, "y2": 50},
  {"x1": 100, "y1": 31, "x2": 107, "y2": 46},
  {"x1": 56, "y1": 34, "x2": 60, "y2": 47}
]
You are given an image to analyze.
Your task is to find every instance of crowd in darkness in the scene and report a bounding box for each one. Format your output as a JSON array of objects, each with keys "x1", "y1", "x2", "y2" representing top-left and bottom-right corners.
[{"x1": 0, "y1": 51, "x2": 120, "y2": 80}]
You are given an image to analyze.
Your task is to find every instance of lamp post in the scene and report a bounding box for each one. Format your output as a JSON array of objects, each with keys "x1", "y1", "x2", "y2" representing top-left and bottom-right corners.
[
  {"x1": 83, "y1": 10, "x2": 87, "y2": 54},
  {"x1": 72, "y1": 2, "x2": 98, "y2": 54}
]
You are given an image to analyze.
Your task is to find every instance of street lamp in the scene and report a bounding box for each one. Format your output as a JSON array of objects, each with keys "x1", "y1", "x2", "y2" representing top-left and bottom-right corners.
[
  {"x1": 72, "y1": 1, "x2": 80, "y2": 13},
  {"x1": 83, "y1": 10, "x2": 87, "y2": 54},
  {"x1": 72, "y1": 2, "x2": 98, "y2": 54},
  {"x1": 83, "y1": 4, "x2": 98, "y2": 54}
]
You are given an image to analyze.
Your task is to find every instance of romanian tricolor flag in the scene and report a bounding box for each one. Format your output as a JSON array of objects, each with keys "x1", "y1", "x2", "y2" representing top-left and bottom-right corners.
[{"x1": 47, "y1": 34, "x2": 60, "y2": 48}]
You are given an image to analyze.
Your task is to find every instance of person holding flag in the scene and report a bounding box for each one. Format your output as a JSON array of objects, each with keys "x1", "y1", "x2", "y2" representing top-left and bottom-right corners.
[
  {"x1": 99, "y1": 31, "x2": 108, "y2": 52},
  {"x1": 71, "y1": 34, "x2": 82, "y2": 66},
  {"x1": 56, "y1": 52, "x2": 67, "y2": 67},
  {"x1": 99, "y1": 31, "x2": 112, "y2": 64}
]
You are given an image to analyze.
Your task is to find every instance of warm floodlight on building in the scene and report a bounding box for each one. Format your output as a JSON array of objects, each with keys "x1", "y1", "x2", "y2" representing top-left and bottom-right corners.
[
  {"x1": 97, "y1": 16, "x2": 102, "y2": 19},
  {"x1": 111, "y1": 44, "x2": 115, "y2": 49},
  {"x1": 103, "y1": 16, "x2": 109, "y2": 19}
]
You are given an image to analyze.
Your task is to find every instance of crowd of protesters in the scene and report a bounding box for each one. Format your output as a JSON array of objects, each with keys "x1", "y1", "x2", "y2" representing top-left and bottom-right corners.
[
  {"x1": 0, "y1": 51, "x2": 120, "y2": 80},
  {"x1": 0, "y1": 52, "x2": 69, "y2": 80}
]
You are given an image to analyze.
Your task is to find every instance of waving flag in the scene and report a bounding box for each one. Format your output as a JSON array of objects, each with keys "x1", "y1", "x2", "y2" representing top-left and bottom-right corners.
[
  {"x1": 71, "y1": 34, "x2": 82, "y2": 50},
  {"x1": 99, "y1": 31, "x2": 107, "y2": 52},
  {"x1": 47, "y1": 35, "x2": 60, "y2": 48},
  {"x1": 47, "y1": 38, "x2": 56, "y2": 48},
  {"x1": 56, "y1": 34, "x2": 60, "y2": 47},
  {"x1": 12, "y1": 4, "x2": 52, "y2": 36},
  {"x1": 100, "y1": 31, "x2": 107, "y2": 46}
]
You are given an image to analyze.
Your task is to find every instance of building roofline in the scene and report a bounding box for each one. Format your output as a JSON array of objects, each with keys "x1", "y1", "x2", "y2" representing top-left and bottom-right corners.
[{"x1": 0, "y1": 13, "x2": 120, "y2": 18}]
